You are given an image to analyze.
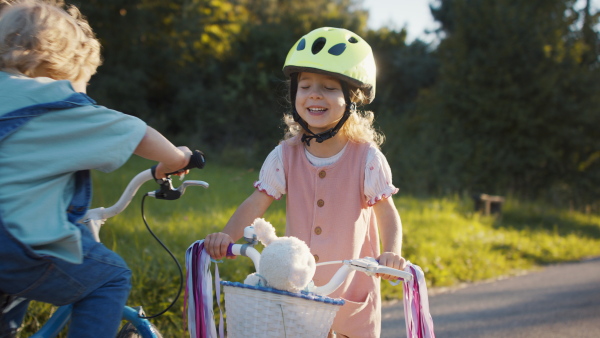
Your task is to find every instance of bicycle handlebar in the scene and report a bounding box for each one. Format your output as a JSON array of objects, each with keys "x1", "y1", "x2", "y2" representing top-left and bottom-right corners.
[
  {"x1": 311, "y1": 257, "x2": 413, "y2": 296},
  {"x1": 83, "y1": 150, "x2": 208, "y2": 242},
  {"x1": 226, "y1": 242, "x2": 412, "y2": 297},
  {"x1": 228, "y1": 243, "x2": 261, "y2": 271}
]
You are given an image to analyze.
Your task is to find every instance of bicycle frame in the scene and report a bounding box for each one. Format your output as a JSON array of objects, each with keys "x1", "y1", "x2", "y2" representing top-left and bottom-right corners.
[
  {"x1": 30, "y1": 305, "x2": 159, "y2": 338},
  {"x1": 121, "y1": 306, "x2": 161, "y2": 338},
  {"x1": 30, "y1": 305, "x2": 71, "y2": 338}
]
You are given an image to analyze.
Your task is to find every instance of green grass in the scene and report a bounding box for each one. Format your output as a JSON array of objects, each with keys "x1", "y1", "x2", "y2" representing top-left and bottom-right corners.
[
  {"x1": 20, "y1": 157, "x2": 600, "y2": 337},
  {"x1": 381, "y1": 196, "x2": 600, "y2": 299}
]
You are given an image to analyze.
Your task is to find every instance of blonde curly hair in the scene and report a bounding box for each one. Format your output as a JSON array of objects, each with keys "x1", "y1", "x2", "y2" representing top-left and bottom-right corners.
[
  {"x1": 0, "y1": 0, "x2": 101, "y2": 83},
  {"x1": 283, "y1": 82, "x2": 385, "y2": 148}
]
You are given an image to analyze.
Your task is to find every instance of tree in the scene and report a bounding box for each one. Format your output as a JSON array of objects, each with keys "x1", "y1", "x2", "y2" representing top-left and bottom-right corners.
[
  {"x1": 77, "y1": 0, "x2": 372, "y2": 165},
  {"x1": 404, "y1": 0, "x2": 600, "y2": 205}
]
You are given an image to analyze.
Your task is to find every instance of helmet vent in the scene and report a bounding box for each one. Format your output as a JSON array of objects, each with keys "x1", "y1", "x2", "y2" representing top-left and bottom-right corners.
[
  {"x1": 297, "y1": 38, "x2": 306, "y2": 51},
  {"x1": 311, "y1": 37, "x2": 326, "y2": 54},
  {"x1": 348, "y1": 36, "x2": 358, "y2": 44},
  {"x1": 328, "y1": 43, "x2": 347, "y2": 56}
]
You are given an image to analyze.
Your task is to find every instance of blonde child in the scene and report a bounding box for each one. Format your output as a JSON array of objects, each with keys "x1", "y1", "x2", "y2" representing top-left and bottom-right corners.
[
  {"x1": 0, "y1": 1, "x2": 193, "y2": 336},
  {"x1": 204, "y1": 27, "x2": 406, "y2": 337}
]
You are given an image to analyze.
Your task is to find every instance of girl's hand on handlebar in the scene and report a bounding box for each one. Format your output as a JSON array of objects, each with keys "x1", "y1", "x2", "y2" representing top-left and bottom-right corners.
[
  {"x1": 204, "y1": 232, "x2": 234, "y2": 260},
  {"x1": 377, "y1": 252, "x2": 407, "y2": 281}
]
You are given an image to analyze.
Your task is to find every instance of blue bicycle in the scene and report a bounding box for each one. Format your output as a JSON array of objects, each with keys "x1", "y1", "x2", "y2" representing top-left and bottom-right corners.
[{"x1": 1, "y1": 151, "x2": 207, "y2": 338}]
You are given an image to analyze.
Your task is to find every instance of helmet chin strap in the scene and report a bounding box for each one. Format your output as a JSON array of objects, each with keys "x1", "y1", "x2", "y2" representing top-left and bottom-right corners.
[{"x1": 291, "y1": 80, "x2": 356, "y2": 146}]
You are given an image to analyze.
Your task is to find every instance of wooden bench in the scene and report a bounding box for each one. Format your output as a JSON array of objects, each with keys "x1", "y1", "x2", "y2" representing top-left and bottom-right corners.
[{"x1": 473, "y1": 193, "x2": 505, "y2": 215}]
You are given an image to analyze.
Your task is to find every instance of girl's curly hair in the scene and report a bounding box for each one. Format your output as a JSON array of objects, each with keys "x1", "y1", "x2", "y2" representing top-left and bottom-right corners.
[{"x1": 0, "y1": 0, "x2": 101, "y2": 82}]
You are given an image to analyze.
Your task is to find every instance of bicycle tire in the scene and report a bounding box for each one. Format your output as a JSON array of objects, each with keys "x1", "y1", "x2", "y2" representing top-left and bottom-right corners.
[{"x1": 116, "y1": 322, "x2": 163, "y2": 338}]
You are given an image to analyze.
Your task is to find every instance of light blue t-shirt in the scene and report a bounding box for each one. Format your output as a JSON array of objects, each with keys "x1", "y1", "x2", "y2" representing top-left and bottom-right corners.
[{"x1": 0, "y1": 71, "x2": 147, "y2": 263}]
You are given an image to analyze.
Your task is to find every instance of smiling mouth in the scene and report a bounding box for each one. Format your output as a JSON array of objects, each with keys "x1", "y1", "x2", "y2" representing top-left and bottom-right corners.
[{"x1": 308, "y1": 108, "x2": 327, "y2": 113}]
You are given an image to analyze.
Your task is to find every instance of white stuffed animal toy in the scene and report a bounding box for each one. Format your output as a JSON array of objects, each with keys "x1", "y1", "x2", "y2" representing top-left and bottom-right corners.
[{"x1": 243, "y1": 218, "x2": 316, "y2": 293}]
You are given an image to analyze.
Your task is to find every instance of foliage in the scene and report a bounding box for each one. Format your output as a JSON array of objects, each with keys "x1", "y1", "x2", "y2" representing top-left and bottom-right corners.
[
  {"x1": 393, "y1": 0, "x2": 600, "y2": 206},
  {"x1": 72, "y1": 0, "x2": 600, "y2": 206},
  {"x1": 382, "y1": 193, "x2": 600, "y2": 299},
  {"x1": 366, "y1": 31, "x2": 440, "y2": 193},
  {"x1": 76, "y1": 0, "x2": 370, "y2": 164}
]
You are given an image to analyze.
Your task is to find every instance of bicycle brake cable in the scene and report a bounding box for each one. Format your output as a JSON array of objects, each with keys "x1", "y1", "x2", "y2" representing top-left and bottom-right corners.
[{"x1": 137, "y1": 193, "x2": 184, "y2": 319}]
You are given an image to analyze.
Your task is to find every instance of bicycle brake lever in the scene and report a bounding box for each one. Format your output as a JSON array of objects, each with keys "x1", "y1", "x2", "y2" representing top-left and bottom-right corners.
[
  {"x1": 148, "y1": 179, "x2": 209, "y2": 200},
  {"x1": 346, "y1": 257, "x2": 380, "y2": 276},
  {"x1": 176, "y1": 180, "x2": 209, "y2": 195},
  {"x1": 346, "y1": 257, "x2": 414, "y2": 281},
  {"x1": 149, "y1": 178, "x2": 182, "y2": 200}
]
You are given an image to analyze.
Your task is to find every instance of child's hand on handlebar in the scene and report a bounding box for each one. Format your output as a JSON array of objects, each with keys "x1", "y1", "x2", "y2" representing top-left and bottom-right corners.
[
  {"x1": 154, "y1": 146, "x2": 193, "y2": 179},
  {"x1": 377, "y1": 252, "x2": 407, "y2": 281},
  {"x1": 204, "y1": 232, "x2": 235, "y2": 260}
]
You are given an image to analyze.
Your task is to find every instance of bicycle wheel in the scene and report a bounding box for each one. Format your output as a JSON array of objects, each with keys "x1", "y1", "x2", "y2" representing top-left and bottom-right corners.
[{"x1": 116, "y1": 322, "x2": 163, "y2": 338}]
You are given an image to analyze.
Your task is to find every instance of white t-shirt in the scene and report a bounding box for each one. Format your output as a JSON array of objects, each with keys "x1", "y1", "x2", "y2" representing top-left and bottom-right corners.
[{"x1": 254, "y1": 142, "x2": 398, "y2": 206}]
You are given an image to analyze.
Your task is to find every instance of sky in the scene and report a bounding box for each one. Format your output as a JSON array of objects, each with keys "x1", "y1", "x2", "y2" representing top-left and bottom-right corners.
[
  {"x1": 362, "y1": 0, "x2": 600, "y2": 44},
  {"x1": 361, "y1": 0, "x2": 439, "y2": 43}
]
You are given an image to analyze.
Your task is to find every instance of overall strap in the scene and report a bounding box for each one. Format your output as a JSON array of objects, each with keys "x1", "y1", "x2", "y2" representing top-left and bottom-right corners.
[
  {"x1": 0, "y1": 92, "x2": 97, "y2": 222},
  {"x1": 0, "y1": 92, "x2": 96, "y2": 141},
  {"x1": 66, "y1": 170, "x2": 92, "y2": 223}
]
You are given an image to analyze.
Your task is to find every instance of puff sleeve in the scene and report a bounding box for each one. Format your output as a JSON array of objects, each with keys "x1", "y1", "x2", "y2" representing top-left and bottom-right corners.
[
  {"x1": 253, "y1": 145, "x2": 286, "y2": 199},
  {"x1": 364, "y1": 147, "x2": 399, "y2": 206}
]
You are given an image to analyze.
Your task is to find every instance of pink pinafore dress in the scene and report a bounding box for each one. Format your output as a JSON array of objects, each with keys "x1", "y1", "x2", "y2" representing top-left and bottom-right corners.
[{"x1": 282, "y1": 138, "x2": 381, "y2": 337}]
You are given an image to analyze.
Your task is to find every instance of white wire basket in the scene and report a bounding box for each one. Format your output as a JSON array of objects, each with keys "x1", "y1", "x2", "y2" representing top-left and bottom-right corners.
[{"x1": 221, "y1": 281, "x2": 344, "y2": 337}]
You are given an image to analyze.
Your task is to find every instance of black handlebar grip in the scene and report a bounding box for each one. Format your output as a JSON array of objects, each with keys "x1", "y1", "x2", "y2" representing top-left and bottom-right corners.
[
  {"x1": 187, "y1": 150, "x2": 206, "y2": 170},
  {"x1": 164, "y1": 150, "x2": 206, "y2": 176}
]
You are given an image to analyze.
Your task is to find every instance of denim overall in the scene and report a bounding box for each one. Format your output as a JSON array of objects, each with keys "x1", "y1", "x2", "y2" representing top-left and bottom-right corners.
[{"x1": 0, "y1": 93, "x2": 132, "y2": 337}]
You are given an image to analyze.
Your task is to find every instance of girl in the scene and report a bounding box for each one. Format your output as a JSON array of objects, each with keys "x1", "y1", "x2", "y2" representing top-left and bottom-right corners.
[{"x1": 204, "y1": 27, "x2": 405, "y2": 338}]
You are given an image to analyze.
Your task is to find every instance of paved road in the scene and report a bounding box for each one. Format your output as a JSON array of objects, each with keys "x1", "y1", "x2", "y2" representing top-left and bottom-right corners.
[{"x1": 381, "y1": 256, "x2": 600, "y2": 338}]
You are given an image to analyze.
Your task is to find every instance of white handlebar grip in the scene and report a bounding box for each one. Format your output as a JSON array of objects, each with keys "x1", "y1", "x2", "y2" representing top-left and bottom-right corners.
[
  {"x1": 229, "y1": 244, "x2": 261, "y2": 272},
  {"x1": 376, "y1": 266, "x2": 413, "y2": 281}
]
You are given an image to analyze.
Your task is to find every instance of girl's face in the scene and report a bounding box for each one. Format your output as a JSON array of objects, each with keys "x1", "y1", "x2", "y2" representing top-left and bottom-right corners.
[{"x1": 295, "y1": 72, "x2": 346, "y2": 134}]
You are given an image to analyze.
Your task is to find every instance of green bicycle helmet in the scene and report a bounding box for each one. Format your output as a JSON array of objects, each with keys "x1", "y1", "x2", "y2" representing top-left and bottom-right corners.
[
  {"x1": 283, "y1": 27, "x2": 376, "y2": 103},
  {"x1": 283, "y1": 27, "x2": 376, "y2": 145}
]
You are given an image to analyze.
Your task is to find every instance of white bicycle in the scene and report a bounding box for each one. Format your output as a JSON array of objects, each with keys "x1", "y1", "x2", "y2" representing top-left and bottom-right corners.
[{"x1": 186, "y1": 226, "x2": 434, "y2": 338}]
